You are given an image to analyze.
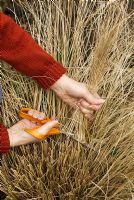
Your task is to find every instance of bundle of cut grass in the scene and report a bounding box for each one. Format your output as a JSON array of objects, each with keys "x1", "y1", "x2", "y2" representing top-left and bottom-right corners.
[{"x1": 0, "y1": 0, "x2": 134, "y2": 199}]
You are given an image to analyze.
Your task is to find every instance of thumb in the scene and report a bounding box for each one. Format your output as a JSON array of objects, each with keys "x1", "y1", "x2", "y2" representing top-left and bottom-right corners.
[
  {"x1": 37, "y1": 120, "x2": 59, "y2": 135},
  {"x1": 83, "y1": 91, "x2": 105, "y2": 105}
]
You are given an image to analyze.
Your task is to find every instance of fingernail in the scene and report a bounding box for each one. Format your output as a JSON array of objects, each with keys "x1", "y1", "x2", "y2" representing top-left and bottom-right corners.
[
  {"x1": 39, "y1": 116, "x2": 44, "y2": 120},
  {"x1": 99, "y1": 99, "x2": 105, "y2": 103}
]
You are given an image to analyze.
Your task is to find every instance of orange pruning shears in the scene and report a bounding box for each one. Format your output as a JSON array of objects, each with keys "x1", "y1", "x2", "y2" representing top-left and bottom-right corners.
[{"x1": 19, "y1": 108, "x2": 60, "y2": 140}]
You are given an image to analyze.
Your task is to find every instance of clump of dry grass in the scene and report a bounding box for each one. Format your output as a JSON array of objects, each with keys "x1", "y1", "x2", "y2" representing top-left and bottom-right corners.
[{"x1": 0, "y1": 0, "x2": 134, "y2": 199}]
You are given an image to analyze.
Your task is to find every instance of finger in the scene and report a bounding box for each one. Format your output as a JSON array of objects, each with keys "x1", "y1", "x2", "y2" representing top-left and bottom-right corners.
[
  {"x1": 85, "y1": 113, "x2": 93, "y2": 121},
  {"x1": 78, "y1": 104, "x2": 93, "y2": 115},
  {"x1": 83, "y1": 90, "x2": 105, "y2": 105},
  {"x1": 38, "y1": 112, "x2": 46, "y2": 120},
  {"x1": 28, "y1": 110, "x2": 46, "y2": 120},
  {"x1": 28, "y1": 109, "x2": 34, "y2": 116},
  {"x1": 88, "y1": 104, "x2": 103, "y2": 111},
  {"x1": 33, "y1": 110, "x2": 40, "y2": 119},
  {"x1": 79, "y1": 98, "x2": 103, "y2": 111},
  {"x1": 28, "y1": 109, "x2": 39, "y2": 118},
  {"x1": 78, "y1": 99, "x2": 91, "y2": 110},
  {"x1": 37, "y1": 120, "x2": 59, "y2": 134},
  {"x1": 21, "y1": 119, "x2": 37, "y2": 129}
]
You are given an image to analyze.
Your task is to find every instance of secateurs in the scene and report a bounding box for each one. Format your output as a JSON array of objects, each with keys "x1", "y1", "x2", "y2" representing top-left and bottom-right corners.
[{"x1": 19, "y1": 108, "x2": 60, "y2": 140}]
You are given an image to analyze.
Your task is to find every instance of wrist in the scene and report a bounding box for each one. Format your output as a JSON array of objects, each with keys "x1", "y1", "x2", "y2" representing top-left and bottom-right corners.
[
  {"x1": 8, "y1": 129, "x2": 24, "y2": 147},
  {"x1": 7, "y1": 129, "x2": 15, "y2": 147},
  {"x1": 50, "y1": 74, "x2": 70, "y2": 93}
]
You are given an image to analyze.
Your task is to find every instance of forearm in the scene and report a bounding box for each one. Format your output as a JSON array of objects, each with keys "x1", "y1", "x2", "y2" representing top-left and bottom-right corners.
[{"x1": 0, "y1": 13, "x2": 66, "y2": 90}]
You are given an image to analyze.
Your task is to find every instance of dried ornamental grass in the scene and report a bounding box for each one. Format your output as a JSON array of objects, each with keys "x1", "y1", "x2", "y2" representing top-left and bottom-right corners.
[{"x1": 0, "y1": 0, "x2": 134, "y2": 199}]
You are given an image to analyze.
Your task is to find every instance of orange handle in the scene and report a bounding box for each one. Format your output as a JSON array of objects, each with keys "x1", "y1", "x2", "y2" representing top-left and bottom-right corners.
[
  {"x1": 19, "y1": 108, "x2": 51, "y2": 124},
  {"x1": 19, "y1": 108, "x2": 60, "y2": 140},
  {"x1": 25, "y1": 126, "x2": 60, "y2": 140}
]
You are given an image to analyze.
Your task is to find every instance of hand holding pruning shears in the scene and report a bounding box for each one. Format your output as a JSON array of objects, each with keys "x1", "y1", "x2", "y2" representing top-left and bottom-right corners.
[{"x1": 8, "y1": 108, "x2": 60, "y2": 147}]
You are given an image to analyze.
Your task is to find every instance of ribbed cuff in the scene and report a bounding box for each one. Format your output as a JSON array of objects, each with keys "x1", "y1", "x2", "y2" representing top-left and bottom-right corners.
[
  {"x1": 0, "y1": 124, "x2": 10, "y2": 153},
  {"x1": 32, "y1": 61, "x2": 67, "y2": 90}
]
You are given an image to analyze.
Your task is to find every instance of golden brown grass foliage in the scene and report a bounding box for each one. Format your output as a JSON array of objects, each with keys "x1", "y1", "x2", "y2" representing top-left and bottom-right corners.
[{"x1": 0, "y1": 0, "x2": 134, "y2": 199}]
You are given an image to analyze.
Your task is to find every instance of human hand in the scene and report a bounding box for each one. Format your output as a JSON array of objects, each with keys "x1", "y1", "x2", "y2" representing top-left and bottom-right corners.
[
  {"x1": 51, "y1": 74, "x2": 105, "y2": 120},
  {"x1": 8, "y1": 110, "x2": 59, "y2": 147}
]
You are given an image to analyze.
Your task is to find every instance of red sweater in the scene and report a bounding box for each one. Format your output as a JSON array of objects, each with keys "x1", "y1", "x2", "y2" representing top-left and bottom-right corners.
[{"x1": 0, "y1": 13, "x2": 66, "y2": 153}]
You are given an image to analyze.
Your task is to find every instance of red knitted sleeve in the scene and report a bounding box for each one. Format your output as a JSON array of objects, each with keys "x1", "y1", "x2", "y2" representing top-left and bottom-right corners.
[
  {"x1": 0, "y1": 13, "x2": 66, "y2": 90},
  {"x1": 0, "y1": 124, "x2": 10, "y2": 154}
]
